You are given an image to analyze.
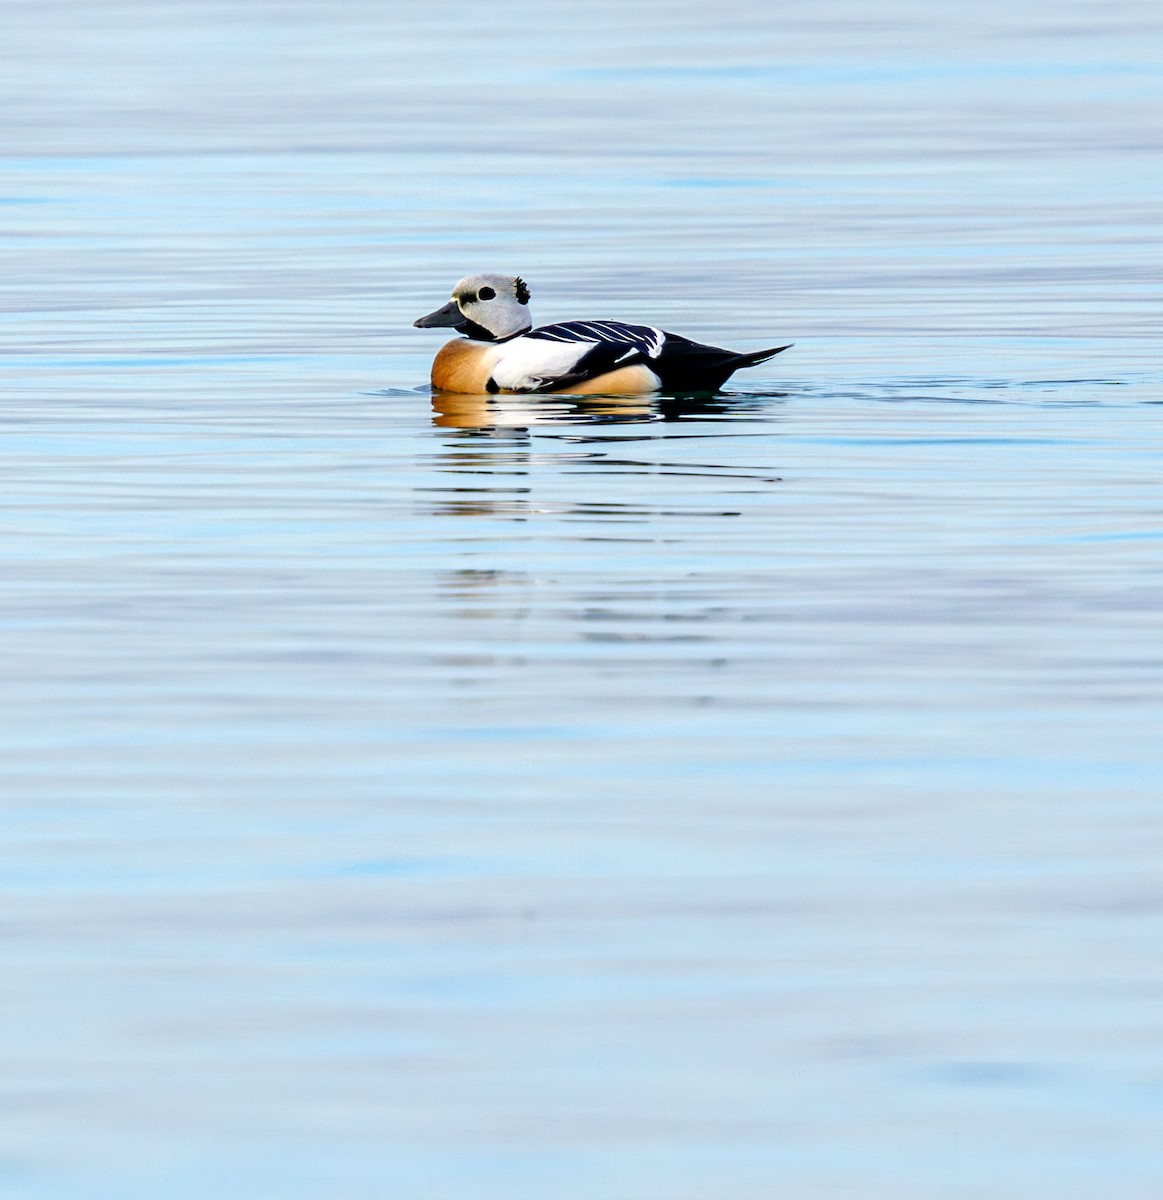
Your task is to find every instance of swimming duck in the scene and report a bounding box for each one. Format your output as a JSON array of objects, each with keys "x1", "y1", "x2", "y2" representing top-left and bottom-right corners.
[{"x1": 414, "y1": 274, "x2": 790, "y2": 395}]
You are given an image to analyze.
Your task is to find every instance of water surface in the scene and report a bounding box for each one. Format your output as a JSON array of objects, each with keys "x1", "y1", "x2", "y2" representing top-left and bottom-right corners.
[{"x1": 2, "y1": 2, "x2": 1163, "y2": 1197}]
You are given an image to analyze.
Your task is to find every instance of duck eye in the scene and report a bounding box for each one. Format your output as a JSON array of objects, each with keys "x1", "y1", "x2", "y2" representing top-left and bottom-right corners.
[{"x1": 477, "y1": 286, "x2": 496, "y2": 301}]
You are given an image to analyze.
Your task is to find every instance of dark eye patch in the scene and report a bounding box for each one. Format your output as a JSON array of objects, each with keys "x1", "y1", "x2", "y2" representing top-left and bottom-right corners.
[{"x1": 477, "y1": 286, "x2": 496, "y2": 301}]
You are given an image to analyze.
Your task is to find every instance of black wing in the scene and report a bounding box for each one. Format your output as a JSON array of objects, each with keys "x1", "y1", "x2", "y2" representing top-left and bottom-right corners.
[
  {"x1": 524, "y1": 320, "x2": 666, "y2": 358},
  {"x1": 520, "y1": 320, "x2": 791, "y2": 393},
  {"x1": 516, "y1": 321, "x2": 665, "y2": 392}
]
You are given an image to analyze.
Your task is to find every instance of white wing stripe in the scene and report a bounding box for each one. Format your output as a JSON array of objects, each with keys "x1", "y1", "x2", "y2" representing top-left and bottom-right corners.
[{"x1": 525, "y1": 320, "x2": 667, "y2": 359}]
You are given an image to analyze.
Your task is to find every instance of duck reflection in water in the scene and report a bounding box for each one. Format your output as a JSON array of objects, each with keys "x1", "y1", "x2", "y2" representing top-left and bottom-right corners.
[
  {"x1": 431, "y1": 389, "x2": 787, "y2": 429},
  {"x1": 431, "y1": 390, "x2": 653, "y2": 429},
  {"x1": 424, "y1": 423, "x2": 536, "y2": 520}
]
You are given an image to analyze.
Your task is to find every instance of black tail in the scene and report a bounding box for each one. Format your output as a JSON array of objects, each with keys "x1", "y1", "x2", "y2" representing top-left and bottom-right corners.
[
  {"x1": 653, "y1": 339, "x2": 792, "y2": 392},
  {"x1": 727, "y1": 344, "x2": 793, "y2": 372}
]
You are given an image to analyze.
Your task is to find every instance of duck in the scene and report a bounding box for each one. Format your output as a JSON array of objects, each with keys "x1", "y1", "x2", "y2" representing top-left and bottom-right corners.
[{"x1": 413, "y1": 274, "x2": 791, "y2": 395}]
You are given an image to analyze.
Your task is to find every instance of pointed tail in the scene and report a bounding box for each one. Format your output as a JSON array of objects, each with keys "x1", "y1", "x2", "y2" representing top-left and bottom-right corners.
[{"x1": 729, "y1": 343, "x2": 793, "y2": 370}]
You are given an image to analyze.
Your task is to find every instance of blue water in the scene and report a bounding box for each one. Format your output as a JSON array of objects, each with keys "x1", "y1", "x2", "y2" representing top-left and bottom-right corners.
[{"x1": 2, "y1": 2, "x2": 1163, "y2": 1197}]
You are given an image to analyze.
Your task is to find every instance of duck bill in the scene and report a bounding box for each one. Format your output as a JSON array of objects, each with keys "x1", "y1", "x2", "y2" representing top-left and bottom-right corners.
[{"x1": 414, "y1": 300, "x2": 466, "y2": 329}]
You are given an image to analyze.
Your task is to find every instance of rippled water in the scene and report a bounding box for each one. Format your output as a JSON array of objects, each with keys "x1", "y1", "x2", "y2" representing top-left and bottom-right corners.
[{"x1": 3, "y1": 1, "x2": 1162, "y2": 1197}]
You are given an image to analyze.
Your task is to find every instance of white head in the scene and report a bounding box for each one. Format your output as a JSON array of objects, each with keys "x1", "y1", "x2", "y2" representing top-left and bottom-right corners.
[{"x1": 414, "y1": 273, "x2": 533, "y2": 342}]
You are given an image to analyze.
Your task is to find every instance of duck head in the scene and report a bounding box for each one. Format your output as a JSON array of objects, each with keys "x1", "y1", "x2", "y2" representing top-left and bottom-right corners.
[{"x1": 414, "y1": 274, "x2": 533, "y2": 342}]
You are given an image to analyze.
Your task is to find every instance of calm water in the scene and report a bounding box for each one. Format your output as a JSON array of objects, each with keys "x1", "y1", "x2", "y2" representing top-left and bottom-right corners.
[{"x1": 2, "y1": 1, "x2": 1163, "y2": 1197}]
